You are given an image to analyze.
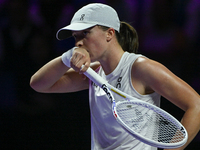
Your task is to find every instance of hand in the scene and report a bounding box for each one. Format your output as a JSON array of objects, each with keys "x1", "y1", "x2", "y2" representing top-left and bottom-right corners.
[{"x1": 70, "y1": 47, "x2": 91, "y2": 74}]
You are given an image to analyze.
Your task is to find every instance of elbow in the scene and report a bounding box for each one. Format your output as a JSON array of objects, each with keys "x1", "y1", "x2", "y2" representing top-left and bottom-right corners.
[
  {"x1": 30, "y1": 75, "x2": 39, "y2": 92},
  {"x1": 186, "y1": 97, "x2": 200, "y2": 114},
  {"x1": 30, "y1": 75, "x2": 46, "y2": 93},
  {"x1": 195, "y1": 99, "x2": 200, "y2": 114}
]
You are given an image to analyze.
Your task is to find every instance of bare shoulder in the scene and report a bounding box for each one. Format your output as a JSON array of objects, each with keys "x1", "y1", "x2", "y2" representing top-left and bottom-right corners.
[
  {"x1": 132, "y1": 56, "x2": 200, "y2": 110},
  {"x1": 132, "y1": 56, "x2": 183, "y2": 89},
  {"x1": 132, "y1": 57, "x2": 167, "y2": 80},
  {"x1": 132, "y1": 56, "x2": 167, "y2": 73},
  {"x1": 131, "y1": 56, "x2": 176, "y2": 95},
  {"x1": 131, "y1": 56, "x2": 166, "y2": 94}
]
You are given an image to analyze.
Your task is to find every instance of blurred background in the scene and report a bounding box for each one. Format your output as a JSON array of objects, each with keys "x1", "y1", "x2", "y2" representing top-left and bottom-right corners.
[{"x1": 0, "y1": 0, "x2": 199, "y2": 149}]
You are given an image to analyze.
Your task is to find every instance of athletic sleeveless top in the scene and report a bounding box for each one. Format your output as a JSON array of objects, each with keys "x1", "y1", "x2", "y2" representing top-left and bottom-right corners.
[{"x1": 89, "y1": 52, "x2": 160, "y2": 150}]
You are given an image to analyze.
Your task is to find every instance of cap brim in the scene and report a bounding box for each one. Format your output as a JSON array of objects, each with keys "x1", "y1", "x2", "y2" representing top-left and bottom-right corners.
[{"x1": 56, "y1": 22, "x2": 97, "y2": 40}]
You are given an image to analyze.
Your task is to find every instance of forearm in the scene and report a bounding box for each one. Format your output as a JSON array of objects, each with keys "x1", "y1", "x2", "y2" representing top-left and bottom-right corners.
[
  {"x1": 165, "y1": 105, "x2": 200, "y2": 150},
  {"x1": 30, "y1": 56, "x2": 70, "y2": 92}
]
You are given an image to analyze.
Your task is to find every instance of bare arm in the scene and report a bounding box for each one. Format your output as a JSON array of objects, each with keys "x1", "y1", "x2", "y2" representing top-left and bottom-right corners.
[
  {"x1": 132, "y1": 57, "x2": 200, "y2": 150},
  {"x1": 30, "y1": 47, "x2": 100, "y2": 93},
  {"x1": 30, "y1": 56, "x2": 89, "y2": 93}
]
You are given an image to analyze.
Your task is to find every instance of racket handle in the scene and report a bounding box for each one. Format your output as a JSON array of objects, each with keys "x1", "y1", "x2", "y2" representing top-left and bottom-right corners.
[
  {"x1": 84, "y1": 66, "x2": 106, "y2": 87},
  {"x1": 83, "y1": 66, "x2": 135, "y2": 100}
]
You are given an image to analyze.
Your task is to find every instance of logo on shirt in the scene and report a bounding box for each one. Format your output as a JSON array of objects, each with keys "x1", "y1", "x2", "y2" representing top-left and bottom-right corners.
[{"x1": 116, "y1": 77, "x2": 122, "y2": 89}]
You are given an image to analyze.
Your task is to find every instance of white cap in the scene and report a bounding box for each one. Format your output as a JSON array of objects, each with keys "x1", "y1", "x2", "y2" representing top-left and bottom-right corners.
[{"x1": 56, "y1": 3, "x2": 120, "y2": 40}]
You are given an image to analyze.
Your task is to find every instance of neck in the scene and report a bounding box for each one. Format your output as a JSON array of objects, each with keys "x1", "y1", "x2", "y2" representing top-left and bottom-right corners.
[{"x1": 100, "y1": 46, "x2": 124, "y2": 75}]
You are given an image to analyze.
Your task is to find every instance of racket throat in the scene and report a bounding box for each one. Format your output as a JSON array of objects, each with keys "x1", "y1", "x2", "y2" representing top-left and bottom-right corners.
[{"x1": 112, "y1": 107, "x2": 118, "y2": 119}]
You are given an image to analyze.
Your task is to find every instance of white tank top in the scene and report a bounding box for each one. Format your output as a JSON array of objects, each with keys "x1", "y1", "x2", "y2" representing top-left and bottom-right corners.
[{"x1": 89, "y1": 52, "x2": 160, "y2": 150}]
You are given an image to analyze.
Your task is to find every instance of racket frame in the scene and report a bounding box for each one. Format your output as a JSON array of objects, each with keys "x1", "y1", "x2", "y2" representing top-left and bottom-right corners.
[{"x1": 84, "y1": 67, "x2": 188, "y2": 149}]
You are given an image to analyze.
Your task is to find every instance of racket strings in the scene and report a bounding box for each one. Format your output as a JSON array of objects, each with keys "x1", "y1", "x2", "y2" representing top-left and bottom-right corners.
[
  {"x1": 116, "y1": 102, "x2": 185, "y2": 144},
  {"x1": 158, "y1": 116, "x2": 185, "y2": 143}
]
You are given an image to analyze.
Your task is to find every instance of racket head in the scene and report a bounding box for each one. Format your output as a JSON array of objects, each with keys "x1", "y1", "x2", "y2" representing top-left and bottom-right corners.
[{"x1": 113, "y1": 100, "x2": 188, "y2": 149}]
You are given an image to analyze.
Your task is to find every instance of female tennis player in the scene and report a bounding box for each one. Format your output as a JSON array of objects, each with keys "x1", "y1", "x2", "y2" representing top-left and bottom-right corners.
[{"x1": 30, "y1": 3, "x2": 200, "y2": 150}]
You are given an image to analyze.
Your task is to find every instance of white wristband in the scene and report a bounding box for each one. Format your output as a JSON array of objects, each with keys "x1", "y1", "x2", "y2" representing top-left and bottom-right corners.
[{"x1": 61, "y1": 47, "x2": 77, "y2": 67}]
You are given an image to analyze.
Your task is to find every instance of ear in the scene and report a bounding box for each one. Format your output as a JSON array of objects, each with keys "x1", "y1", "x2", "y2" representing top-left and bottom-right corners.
[{"x1": 106, "y1": 28, "x2": 115, "y2": 42}]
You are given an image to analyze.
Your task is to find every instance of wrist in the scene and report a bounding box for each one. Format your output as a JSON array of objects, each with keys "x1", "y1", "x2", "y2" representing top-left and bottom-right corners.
[{"x1": 61, "y1": 47, "x2": 77, "y2": 67}]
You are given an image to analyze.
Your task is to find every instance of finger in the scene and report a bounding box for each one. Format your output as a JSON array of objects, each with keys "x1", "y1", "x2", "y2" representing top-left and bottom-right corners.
[
  {"x1": 70, "y1": 59, "x2": 87, "y2": 73},
  {"x1": 70, "y1": 54, "x2": 85, "y2": 70},
  {"x1": 70, "y1": 63, "x2": 80, "y2": 72},
  {"x1": 71, "y1": 52, "x2": 84, "y2": 65},
  {"x1": 79, "y1": 61, "x2": 90, "y2": 74}
]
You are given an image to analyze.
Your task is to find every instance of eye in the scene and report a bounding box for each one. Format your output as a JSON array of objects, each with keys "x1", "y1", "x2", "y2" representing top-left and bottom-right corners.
[
  {"x1": 72, "y1": 34, "x2": 77, "y2": 39},
  {"x1": 72, "y1": 33, "x2": 77, "y2": 39},
  {"x1": 83, "y1": 31, "x2": 89, "y2": 36}
]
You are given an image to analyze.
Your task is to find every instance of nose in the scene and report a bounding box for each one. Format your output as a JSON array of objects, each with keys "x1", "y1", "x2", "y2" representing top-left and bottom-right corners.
[{"x1": 75, "y1": 39, "x2": 83, "y2": 47}]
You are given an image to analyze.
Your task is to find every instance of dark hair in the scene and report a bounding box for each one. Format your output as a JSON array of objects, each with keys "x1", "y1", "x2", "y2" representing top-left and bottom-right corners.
[
  {"x1": 99, "y1": 22, "x2": 139, "y2": 53},
  {"x1": 116, "y1": 22, "x2": 139, "y2": 53}
]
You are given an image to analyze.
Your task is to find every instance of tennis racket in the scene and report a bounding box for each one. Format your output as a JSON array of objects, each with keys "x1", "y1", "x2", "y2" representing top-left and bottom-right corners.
[{"x1": 83, "y1": 66, "x2": 188, "y2": 149}]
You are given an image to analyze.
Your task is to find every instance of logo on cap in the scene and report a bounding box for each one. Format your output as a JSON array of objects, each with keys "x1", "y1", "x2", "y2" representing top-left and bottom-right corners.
[{"x1": 80, "y1": 14, "x2": 85, "y2": 21}]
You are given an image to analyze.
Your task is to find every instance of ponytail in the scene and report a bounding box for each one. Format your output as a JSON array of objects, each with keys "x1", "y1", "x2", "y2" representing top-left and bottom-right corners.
[
  {"x1": 98, "y1": 22, "x2": 139, "y2": 53},
  {"x1": 116, "y1": 22, "x2": 139, "y2": 53}
]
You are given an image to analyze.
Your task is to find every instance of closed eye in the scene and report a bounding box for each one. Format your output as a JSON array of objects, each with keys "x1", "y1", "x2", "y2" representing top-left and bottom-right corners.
[
  {"x1": 72, "y1": 32, "x2": 83, "y2": 40},
  {"x1": 72, "y1": 34, "x2": 77, "y2": 39},
  {"x1": 83, "y1": 31, "x2": 89, "y2": 36},
  {"x1": 72, "y1": 28, "x2": 91, "y2": 40}
]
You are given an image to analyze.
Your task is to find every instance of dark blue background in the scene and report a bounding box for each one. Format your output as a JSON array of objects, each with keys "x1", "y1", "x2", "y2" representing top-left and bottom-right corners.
[{"x1": 0, "y1": 0, "x2": 199, "y2": 149}]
